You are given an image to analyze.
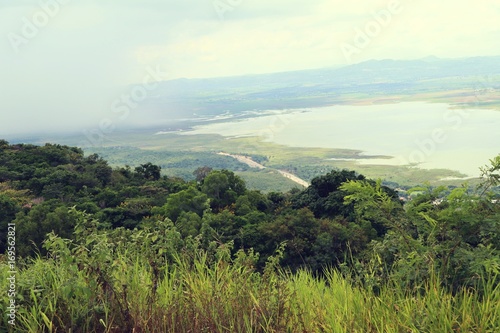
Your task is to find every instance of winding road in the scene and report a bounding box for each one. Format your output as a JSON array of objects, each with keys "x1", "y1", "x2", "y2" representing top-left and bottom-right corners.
[{"x1": 217, "y1": 152, "x2": 310, "y2": 188}]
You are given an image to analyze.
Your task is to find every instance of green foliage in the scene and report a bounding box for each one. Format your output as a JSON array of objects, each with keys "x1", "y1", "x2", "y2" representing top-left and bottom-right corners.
[
  {"x1": 341, "y1": 178, "x2": 500, "y2": 293},
  {"x1": 85, "y1": 146, "x2": 251, "y2": 181},
  {"x1": 0, "y1": 142, "x2": 170, "y2": 254},
  {"x1": 479, "y1": 154, "x2": 500, "y2": 196},
  {"x1": 153, "y1": 186, "x2": 210, "y2": 222},
  {"x1": 292, "y1": 169, "x2": 366, "y2": 218},
  {"x1": 201, "y1": 169, "x2": 247, "y2": 211},
  {"x1": 135, "y1": 162, "x2": 161, "y2": 181},
  {"x1": 0, "y1": 141, "x2": 499, "y2": 332},
  {"x1": 13, "y1": 201, "x2": 78, "y2": 257},
  {"x1": 1, "y1": 214, "x2": 498, "y2": 332},
  {"x1": 193, "y1": 166, "x2": 213, "y2": 182},
  {"x1": 341, "y1": 178, "x2": 404, "y2": 237}
]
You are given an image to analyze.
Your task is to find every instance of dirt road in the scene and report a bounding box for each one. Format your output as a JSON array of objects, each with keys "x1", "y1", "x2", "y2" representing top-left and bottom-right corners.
[
  {"x1": 218, "y1": 152, "x2": 310, "y2": 188},
  {"x1": 217, "y1": 152, "x2": 266, "y2": 170}
]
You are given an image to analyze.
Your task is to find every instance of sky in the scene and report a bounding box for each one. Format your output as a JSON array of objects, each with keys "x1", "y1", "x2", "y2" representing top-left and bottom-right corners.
[{"x1": 1, "y1": 0, "x2": 500, "y2": 137}]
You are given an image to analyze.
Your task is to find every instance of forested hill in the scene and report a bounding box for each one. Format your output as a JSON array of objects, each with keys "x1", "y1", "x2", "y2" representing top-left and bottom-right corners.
[
  {"x1": 1, "y1": 139, "x2": 498, "y2": 278},
  {"x1": 1, "y1": 140, "x2": 499, "y2": 331}
]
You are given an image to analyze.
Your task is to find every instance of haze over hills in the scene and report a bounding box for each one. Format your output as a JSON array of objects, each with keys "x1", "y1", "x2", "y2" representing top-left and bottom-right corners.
[
  {"x1": 3, "y1": 55, "x2": 498, "y2": 190},
  {"x1": 128, "y1": 55, "x2": 500, "y2": 129},
  {"x1": 2, "y1": 55, "x2": 499, "y2": 140}
]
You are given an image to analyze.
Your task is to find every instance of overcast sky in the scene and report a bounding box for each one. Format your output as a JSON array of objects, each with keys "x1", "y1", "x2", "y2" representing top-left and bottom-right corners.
[{"x1": 1, "y1": 0, "x2": 500, "y2": 137}]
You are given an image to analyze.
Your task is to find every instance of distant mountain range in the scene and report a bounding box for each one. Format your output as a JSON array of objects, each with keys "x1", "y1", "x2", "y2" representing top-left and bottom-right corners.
[{"x1": 130, "y1": 56, "x2": 500, "y2": 128}]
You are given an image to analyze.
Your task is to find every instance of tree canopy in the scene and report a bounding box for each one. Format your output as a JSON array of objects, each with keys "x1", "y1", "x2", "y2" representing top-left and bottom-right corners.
[{"x1": 0, "y1": 141, "x2": 498, "y2": 292}]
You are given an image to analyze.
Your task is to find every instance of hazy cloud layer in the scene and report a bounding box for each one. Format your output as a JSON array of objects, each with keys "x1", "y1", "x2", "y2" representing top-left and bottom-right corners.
[{"x1": 1, "y1": 0, "x2": 499, "y2": 136}]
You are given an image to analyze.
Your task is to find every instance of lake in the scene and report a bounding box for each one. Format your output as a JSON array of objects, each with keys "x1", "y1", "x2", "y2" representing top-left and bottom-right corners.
[{"x1": 183, "y1": 102, "x2": 500, "y2": 177}]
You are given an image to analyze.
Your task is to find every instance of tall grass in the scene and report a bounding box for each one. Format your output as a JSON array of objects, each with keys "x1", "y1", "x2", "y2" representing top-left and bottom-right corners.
[{"x1": 1, "y1": 248, "x2": 499, "y2": 332}]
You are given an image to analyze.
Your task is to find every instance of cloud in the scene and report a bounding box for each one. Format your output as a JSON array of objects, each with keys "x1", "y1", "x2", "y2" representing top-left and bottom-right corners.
[{"x1": 0, "y1": 0, "x2": 499, "y2": 136}]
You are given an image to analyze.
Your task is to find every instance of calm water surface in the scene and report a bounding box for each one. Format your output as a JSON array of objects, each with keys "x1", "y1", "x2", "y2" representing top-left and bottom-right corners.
[{"x1": 184, "y1": 102, "x2": 500, "y2": 176}]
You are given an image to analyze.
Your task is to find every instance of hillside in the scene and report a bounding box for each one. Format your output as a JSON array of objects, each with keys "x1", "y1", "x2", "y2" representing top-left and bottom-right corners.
[
  {"x1": 125, "y1": 56, "x2": 500, "y2": 127},
  {"x1": 1, "y1": 140, "x2": 499, "y2": 331},
  {"x1": 7, "y1": 56, "x2": 499, "y2": 195}
]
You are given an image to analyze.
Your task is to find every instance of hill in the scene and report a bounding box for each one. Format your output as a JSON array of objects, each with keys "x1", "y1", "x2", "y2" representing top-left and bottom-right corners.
[
  {"x1": 0, "y1": 140, "x2": 499, "y2": 331},
  {"x1": 127, "y1": 56, "x2": 500, "y2": 127}
]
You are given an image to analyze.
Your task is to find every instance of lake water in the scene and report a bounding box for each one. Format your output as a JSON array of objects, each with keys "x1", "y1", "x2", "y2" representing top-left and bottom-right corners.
[{"x1": 183, "y1": 102, "x2": 500, "y2": 176}]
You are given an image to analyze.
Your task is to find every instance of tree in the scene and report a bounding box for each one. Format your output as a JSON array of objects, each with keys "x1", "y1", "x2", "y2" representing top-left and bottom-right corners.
[
  {"x1": 176, "y1": 211, "x2": 203, "y2": 238},
  {"x1": 193, "y1": 166, "x2": 213, "y2": 182},
  {"x1": 256, "y1": 208, "x2": 320, "y2": 270},
  {"x1": 202, "y1": 171, "x2": 229, "y2": 201},
  {"x1": 0, "y1": 194, "x2": 20, "y2": 252},
  {"x1": 92, "y1": 161, "x2": 113, "y2": 186},
  {"x1": 340, "y1": 179, "x2": 403, "y2": 238},
  {"x1": 344, "y1": 179, "x2": 500, "y2": 292},
  {"x1": 14, "y1": 201, "x2": 77, "y2": 256},
  {"x1": 153, "y1": 186, "x2": 210, "y2": 221},
  {"x1": 0, "y1": 139, "x2": 9, "y2": 150},
  {"x1": 201, "y1": 170, "x2": 247, "y2": 210},
  {"x1": 135, "y1": 162, "x2": 161, "y2": 181},
  {"x1": 478, "y1": 154, "x2": 500, "y2": 196},
  {"x1": 292, "y1": 169, "x2": 365, "y2": 218}
]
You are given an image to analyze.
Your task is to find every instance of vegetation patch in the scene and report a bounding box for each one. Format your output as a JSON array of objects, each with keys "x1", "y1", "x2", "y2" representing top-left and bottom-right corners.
[{"x1": 0, "y1": 140, "x2": 499, "y2": 332}]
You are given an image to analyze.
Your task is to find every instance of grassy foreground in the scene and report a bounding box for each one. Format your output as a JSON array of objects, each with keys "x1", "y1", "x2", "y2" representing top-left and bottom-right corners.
[{"x1": 1, "y1": 236, "x2": 498, "y2": 333}]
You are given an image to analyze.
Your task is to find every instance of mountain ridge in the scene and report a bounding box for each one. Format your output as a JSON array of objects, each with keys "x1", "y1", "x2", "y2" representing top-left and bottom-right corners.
[{"x1": 126, "y1": 55, "x2": 500, "y2": 126}]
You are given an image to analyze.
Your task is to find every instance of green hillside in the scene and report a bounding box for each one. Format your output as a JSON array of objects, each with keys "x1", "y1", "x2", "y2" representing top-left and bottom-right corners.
[{"x1": 1, "y1": 140, "x2": 499, "y2": 332}]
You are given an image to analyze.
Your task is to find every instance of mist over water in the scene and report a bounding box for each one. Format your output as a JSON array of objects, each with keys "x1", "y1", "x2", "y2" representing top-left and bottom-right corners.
[{"x1": 184, "y1": 102, "x2": 500, "y2": 176}]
